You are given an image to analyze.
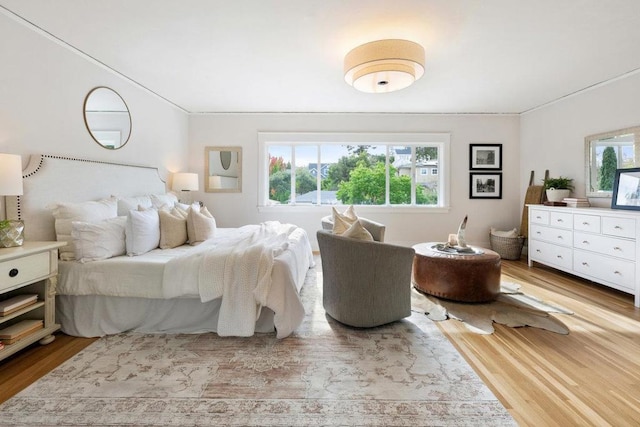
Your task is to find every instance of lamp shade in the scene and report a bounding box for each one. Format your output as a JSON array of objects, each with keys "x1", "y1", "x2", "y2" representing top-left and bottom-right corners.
[
  {"x1": 344, "y1": 39, "x2": 425, "y2": 93},
  {"x1": 172, "y1": 173, "x2": 199, "y2": 191},
  {"x1": 0, "y1": 153, "x2": 24, "y2": 196}
]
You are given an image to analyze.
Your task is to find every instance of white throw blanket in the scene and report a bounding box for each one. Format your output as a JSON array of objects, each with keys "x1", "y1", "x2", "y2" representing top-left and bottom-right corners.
[{"x1": 163, "y1": 221, "x2": 301, "y2": 337}]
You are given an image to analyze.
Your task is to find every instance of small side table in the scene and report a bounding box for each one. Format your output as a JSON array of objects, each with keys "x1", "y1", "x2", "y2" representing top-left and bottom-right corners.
[
  {"x1": 0, "y1": 241, "x2": 66, "y2": 361},
  {"x1": 412, "y1": 242, "x2": 501, "y2": 302}
]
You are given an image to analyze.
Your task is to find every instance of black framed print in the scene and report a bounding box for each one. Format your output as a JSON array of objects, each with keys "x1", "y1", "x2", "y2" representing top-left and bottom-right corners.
[
  {"x1": 469, "y1": 144, "x2": 502, "y2": 170},
  {"x1": 611, "y1": 167, "x2": 640, "y2": 210},
  {"x1": 470, "y1": 172, "x2": 502, "y2": 199}
]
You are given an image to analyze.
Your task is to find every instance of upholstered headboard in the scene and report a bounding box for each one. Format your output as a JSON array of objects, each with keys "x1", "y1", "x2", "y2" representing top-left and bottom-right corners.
[{"x1": 6, "y1": 154, "x2": 166, "y2": 241}]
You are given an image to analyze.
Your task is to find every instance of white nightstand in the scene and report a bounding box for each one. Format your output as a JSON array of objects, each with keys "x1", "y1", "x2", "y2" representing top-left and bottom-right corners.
[{"x1": 0, "y1": 241, "x2": 66, "y2": 361}]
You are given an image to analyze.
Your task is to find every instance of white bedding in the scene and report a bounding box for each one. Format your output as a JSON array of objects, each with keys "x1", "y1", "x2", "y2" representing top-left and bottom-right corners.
[{"x1": 58, "y1": 224, "x2": 315, "y2": 338}]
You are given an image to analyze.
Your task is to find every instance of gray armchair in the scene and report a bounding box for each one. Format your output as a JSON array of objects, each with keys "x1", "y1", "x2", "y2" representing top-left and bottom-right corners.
[{"x1": 317, "y1": 229, "x2": 415, "y2": 328}]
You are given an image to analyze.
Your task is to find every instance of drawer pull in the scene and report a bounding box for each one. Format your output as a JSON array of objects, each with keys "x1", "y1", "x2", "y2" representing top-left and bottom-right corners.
[
  {"x1": 614, "y1": 271, "x2": 621, "y2": 275},
  {"x1": 556, "y1": 255, "x2": 563, "y2": 259},
  {"x1": 556, "y1": 219, "x2": 564, "y2": 223},
  {"x1": 582, "y1": 240, "x2": 589, "y2": 244},
  {"x1": 8, "y1": 268, "x2": 19, "y2": 278},
  {"x1": 615, "y1": 225, "x2": 622, "y2": 230},
  {"x1": 536, "y1": 216, "x2": 542, "y2": 219},
  {"x1": 582, "y1": 222, "x2": 589, "y2": 225},
  {"x1": 613, "y1": 246, "x2": 621, "y2": 251},
  {"x1": 557, "y1": 235, "x2": 563, "y2": 239},
  {"x1": 582, "y1": 262, "x2": 589, "y2": 266},
  {"x1": 536, "y1": 249, "x2": 541, "y2": 253},
  {"x1": 536, "y1": 231, "x2": 541, "y2": 235}
]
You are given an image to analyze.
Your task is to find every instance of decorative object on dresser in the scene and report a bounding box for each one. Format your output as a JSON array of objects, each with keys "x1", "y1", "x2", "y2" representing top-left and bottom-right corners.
[
  {"x1": 611, "y1": 167, "x2": 640, "y2": 210},
  {"x1": 0, "y1": 153, "x2": 25, "y2": 247},
  {"x1": 527, "y1": 205, "x2": 640, "y2": 307},
  {"x1": 0, "y1": 241, "x2": 66, "y2": 361},
  {"x1": 542, "y1": 175, "x2": 574, "y2": 203}
]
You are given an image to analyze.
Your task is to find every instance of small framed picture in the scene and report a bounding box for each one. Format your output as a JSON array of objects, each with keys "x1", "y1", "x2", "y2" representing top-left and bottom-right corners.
[
  {"x1": 470, "y1": 172, "x2": 502, "y2": 199},
  {"x1": 469, "y1": 144, "x2": 502, "y2": 170},
  {"x1": 611, "y1": 167, "x2": 640, "y2": 210}
]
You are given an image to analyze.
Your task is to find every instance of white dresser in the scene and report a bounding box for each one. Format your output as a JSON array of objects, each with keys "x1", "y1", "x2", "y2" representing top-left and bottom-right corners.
[{"x1": 528, "y1": 205, "x2": 640, "y2": 307}]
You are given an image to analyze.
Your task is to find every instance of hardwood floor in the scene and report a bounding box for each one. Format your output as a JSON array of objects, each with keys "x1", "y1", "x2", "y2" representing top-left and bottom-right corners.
[{"x1": 0, "y1": 259, "x2": 639, "y2": 426}]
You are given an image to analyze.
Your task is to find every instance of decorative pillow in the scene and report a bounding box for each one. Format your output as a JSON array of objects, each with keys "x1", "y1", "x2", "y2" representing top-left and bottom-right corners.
[
  {"x1": 71, "y1": 216, "x2": 127, "y2": 263},
  {"x1": 116, "y1": 195, "x2": 152, "y2": 216},
  {"x1": 159, "y1": 208, "x2": 188, "y2": 249},
  {"x1": 331, "y1": 206, "x2": 358, "y2": 235},
  {"x1": 341, "y1": 219, "x2": 374, "y2": 241},
  {"x1": 125, "y1": 208, "x2": 160, "y2": 256},
  {"x1": 187, "y1": 206, "x2": 216, "y2": 245},
  {"x1": 490, "y1": 227, "x2": 519, "y2": 238},
  {"x1": 48, "y1": 198, "x2": 118, "y2": 261},
  {"x1": 150, "y1": 193, "x2": 179, "y2": 209}
]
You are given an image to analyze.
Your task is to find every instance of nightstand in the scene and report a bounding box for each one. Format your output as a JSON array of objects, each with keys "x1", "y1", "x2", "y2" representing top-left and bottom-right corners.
[{"x1": 0, "y1": 241, "x2": 66, "y2": 361}]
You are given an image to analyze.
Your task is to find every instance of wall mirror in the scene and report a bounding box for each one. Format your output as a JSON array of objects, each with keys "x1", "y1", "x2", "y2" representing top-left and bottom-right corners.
[
  {"x1": 205, "y1": 146, "x2": 242, "y2": 192},
  {"x1": 83, "y1": 86, "x2": 132, "y2": 150},
  {"x1": 585, "y1": 126, "x2": 640, "y2": 198}
]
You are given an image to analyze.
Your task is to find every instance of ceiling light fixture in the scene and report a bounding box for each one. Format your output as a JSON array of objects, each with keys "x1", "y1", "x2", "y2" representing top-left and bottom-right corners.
[{"x1": 344, "y1": 39, "x2": 425, "y2": 93}]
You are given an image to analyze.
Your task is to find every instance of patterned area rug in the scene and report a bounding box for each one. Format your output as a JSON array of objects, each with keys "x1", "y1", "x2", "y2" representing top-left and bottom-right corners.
[
  {"x1": 412, "y1": 282, "x2": 573, "y2": 335},
  {"x1": 0, "y1": 266, "x2": 515, "y2": 426}
]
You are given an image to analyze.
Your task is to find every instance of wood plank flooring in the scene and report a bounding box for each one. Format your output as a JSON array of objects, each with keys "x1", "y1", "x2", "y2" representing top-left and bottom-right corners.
[{"x1": 0, "y1": 259, "x2": 639, "y2": 426}]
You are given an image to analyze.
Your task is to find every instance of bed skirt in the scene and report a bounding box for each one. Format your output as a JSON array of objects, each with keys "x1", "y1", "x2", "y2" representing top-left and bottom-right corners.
[{"x1": 56, "y1": 295, "x2": 276, "y2": 337}]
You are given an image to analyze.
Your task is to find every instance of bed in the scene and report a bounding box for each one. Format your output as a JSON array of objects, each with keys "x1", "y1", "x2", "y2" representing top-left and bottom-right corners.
[{"x1": 6, "y1": 155, "x2": 314, "y2": 339}]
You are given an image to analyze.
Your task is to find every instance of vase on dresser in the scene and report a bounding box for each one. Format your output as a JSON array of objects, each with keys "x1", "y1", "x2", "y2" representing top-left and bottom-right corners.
[{"x1": 545, "y1": 188, "x2": 570, "y2": 202}]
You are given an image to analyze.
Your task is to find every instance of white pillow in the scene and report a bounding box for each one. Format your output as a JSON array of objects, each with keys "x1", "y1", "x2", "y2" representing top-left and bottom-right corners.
[
  {"x1": 116, "y1": 195, "x2": 152, "y2": 216},
  {"x1": 150, "y1": 193, "x2": 179, "y2": 209},
  {"x1": 331, "y1": 206, "x2": 358, "y2": 235},
  {"x1": 49, "y1": 198, "x2": 118, "y2": 261},
  {"x1": 125, "y1": 208, "x2": 160, "y2": 256},
  {"x1": 490, "y1": 227, "x2": 519, "y2": 238},
  {"x1": 159, "y1": 208, "x2": 188, "y2": 249},
  {"x1": 341, "y1": 220, "x2": 374, "y2": 241},
  {"x1": 71, "y1": 216, "x2": 127, "y2": 263},
  {"x1": 187, "y1": 206, "x2": 216, "y2": 245}
]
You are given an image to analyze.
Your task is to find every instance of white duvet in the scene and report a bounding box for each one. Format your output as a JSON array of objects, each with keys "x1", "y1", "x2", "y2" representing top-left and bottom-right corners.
[{"x1": 57, "y1": 222, "x2": 313, "y2": 338}]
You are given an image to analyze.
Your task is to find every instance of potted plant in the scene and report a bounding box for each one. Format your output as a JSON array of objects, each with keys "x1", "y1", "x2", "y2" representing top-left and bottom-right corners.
[{"x1": 542, "y1": 176, "x2": 574, "y2": 202}]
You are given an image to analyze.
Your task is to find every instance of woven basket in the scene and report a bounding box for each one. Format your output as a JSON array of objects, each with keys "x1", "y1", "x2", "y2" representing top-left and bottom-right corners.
[{"x1": 489, "y1": 233, "x2": 524, "y2": 260}]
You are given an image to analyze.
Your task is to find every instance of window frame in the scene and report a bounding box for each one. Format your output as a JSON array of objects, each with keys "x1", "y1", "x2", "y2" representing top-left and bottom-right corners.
[{"x1": 257, "y1": 132, "x2": 451, "y2": 212}]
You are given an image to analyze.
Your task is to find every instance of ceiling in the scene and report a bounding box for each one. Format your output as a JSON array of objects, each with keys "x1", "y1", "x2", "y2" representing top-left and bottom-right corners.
[{"x1": 2, "y1": 0, "x2": 640, "y2": 114}]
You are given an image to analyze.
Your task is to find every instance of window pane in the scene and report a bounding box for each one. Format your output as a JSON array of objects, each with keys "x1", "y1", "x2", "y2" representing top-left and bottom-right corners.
[
  {"x1": 320, "y1": 145, "x2": 351, "y2": 205},
  {"x1": 268, "y1": 146, "x2": 292, "y2": 204},
  {"x1": 333, "y1": 144, "x2": 386, "y2": 205},
  {"x1": 416, "y1": 146, "x2": 439, "y2": 205},
  {"x1": 390, "y1": 146, "x2": 413, "y2": 205},
  {"x1": 294, "y1": 145, "x2": 318, "y2": 204}
]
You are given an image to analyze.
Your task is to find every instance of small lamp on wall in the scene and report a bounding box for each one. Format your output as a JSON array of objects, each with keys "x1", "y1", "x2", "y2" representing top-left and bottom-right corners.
[
  {"x1": 172, "y1": 172, "x2": 199, "y2": 204},
  {"x1": 0, "y1": 153, "x2": 25, "y2": 247}
]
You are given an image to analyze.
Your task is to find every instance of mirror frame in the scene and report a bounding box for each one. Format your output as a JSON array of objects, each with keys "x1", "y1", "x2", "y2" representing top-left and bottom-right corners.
[
  {"x1": 585, "y1": 125, "x2": 640, "y2": 198},
  {"x1": 83, "y1": 86, "x2": 132, "y2": 150},
  {"x1": 205, "y1": 146, "x2": 242, "y2": 193}
]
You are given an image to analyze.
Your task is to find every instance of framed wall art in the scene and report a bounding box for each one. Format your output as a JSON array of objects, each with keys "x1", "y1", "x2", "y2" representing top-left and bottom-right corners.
[
  {"x1": 469, "y1": 144, "x2": 502, "y2": 170},
  {"x1": 470, "y1": 172, "x2": 502, "y2": 199},
  {"x1": 611, "y1": 167, "x2": 640, "y2": 210}
]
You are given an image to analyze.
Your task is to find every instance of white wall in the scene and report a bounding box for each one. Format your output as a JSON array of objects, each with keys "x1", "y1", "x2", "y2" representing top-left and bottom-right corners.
[
  {"x1": 0, "y1": 12, "x2": 189, "y2": 205},
  {"x1": 190, "y1": 114, "x2": 520, "y2": 249},
  {"x1": 520, "y1": 73, "x2": 640, "y2": 208}
]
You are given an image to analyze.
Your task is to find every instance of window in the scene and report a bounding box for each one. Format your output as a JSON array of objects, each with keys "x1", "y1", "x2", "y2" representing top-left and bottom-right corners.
[{"x1": 258, "y1": 132, "x2": 450, "y2": 209}]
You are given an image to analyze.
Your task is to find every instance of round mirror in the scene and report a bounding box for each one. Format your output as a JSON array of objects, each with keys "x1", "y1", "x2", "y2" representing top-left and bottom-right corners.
[{"x1": 83, "y1": 87, "x2": 132, "y2": 150}]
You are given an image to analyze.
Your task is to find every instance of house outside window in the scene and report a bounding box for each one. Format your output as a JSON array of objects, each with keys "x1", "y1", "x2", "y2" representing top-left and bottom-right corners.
[{"x1": 258, "y1": 132, "x2": 450, "y2": 209}]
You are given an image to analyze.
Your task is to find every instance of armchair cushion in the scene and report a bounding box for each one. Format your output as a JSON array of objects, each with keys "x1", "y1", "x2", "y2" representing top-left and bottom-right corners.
[{"x1": 321, "y1": 214, "x2": 386, "y2": 242}]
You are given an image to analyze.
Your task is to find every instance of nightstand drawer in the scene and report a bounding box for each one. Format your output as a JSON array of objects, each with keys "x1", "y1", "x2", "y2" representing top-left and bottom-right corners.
[{"x1": 0, "y1": 252, "x2": 50, "y2": 292}]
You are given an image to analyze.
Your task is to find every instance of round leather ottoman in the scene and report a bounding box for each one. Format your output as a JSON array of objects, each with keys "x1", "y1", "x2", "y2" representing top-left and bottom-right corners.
[{"x1": 412, "y1": 242, "x2": 501, "y2": 302}]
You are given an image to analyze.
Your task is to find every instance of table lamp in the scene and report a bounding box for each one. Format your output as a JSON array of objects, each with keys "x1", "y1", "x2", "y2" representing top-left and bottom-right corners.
[
  {"x1": 172, "y1": 172, "x2": 199, "y2": 204},
  {"x1": 0, "y1": 153, "x2": 25, "y2": 247}
]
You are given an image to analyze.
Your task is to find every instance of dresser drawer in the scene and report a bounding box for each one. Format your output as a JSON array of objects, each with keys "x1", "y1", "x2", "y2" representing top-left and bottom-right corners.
[
  {"x1": 573, "y1": 214, "x2": 601, "y2": 234},
  {"x1": 530, "y1": 225, "x2": 572, "y2": 247},
  {"x1": 573, "y1": 250, "x2": 635, "y2": 292},
  {"x1": 530, "y1": 239, "x2": 572, "y2": 270},
  {"x1": 573, "y1": 231, "x2": 635, "y2": 261},
  {"x1": 0, "y1": 252, "x2": 50, "y2": 292},
  {"x1": 602, "y1": 216, "x2": 636, "y2": 239},
  {"x1": 549, "y1": 211, "x2": 573, "y2": 229},
  {"x1": 530, "y1": 209, "x2": 549, "y2": 225}
]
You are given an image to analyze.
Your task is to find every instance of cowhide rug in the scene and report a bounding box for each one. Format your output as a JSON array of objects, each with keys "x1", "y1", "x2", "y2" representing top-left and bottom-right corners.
[{"x1": 411, "y1": 282, "x2": 573, "y2": 335}]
